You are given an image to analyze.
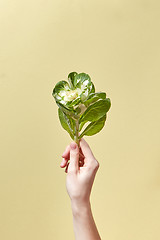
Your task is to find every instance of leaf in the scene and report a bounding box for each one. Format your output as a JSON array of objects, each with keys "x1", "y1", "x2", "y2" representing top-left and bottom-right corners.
[
  {"x1": 74, "y1": 73, "x2": 92, "y2": 88},
  {"x1": 79, "y1": 114, "x2": 107, "y2": 139},
  {"x1": 68, "y1": 72, "x2": 78, "y2": 89},
  {"x1": 90, "y1": 82, "x2": 95, "y2": 93},
  {"x1": 52, "y1": 81, "x2": 70, "y2": 105},
  {"x1": 74, "y1": 73, "x2": 95, "y2": 103},
  {"x1": 84, "y1": 92, "x2": 106, "y2": 107},
  {"x1": 80, "y1": 82, "x2": 95, "y2": 103},
  {"x1": 79, "y1": 98, "x2": 111, "y2": 123},
  {"x1": 52, "y1": 81, "x2": 69, "y2": 96},
  {"x1": 58, "y1": 108, "x2": 75, "y2": 140},
  {"x1": 79, "y1": 121, "x2": 86, "y2": 131},
  {"x1": 66, "y1": 97, "x2": 81, "y2": 107},
  {"x1": 80, "y1": 88, "x2": 90, "y2": 102},
  {"x1": 56, "y1": 101, "x2": 76, "y2": 117}
]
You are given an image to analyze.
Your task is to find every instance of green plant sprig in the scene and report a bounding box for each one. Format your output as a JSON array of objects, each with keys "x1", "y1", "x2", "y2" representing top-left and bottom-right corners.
[{"x1": 52, "y1": 72, "x2": 111, "y2": 146}]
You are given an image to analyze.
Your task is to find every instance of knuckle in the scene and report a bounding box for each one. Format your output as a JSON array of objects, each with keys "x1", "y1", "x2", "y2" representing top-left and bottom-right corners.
[
  {"x1": 93, "y1": 160, "x2": 100, "y2": 170},
  {"x1": 87, "y1": 160, "x2": 99, "y2": 172}
]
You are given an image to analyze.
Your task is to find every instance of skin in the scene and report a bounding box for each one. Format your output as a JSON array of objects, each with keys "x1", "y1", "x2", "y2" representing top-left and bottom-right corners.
[{"x1": 60, "y1": 138, "x2": 101, "y2": 240}]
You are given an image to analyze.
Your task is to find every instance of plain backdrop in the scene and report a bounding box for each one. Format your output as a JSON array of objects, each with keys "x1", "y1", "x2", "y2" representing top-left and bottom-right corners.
[{"x1": 0, "y1": 0, "x2": 160, "y2": 239}]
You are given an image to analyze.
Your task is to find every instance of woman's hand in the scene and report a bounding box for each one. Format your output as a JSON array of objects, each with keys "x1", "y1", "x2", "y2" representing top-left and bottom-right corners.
[
  {"x1": 60, "y1": 138, "x2": 101, "y2": 240},
  {"x1": 61, "y1": 138, "x2": 99, "y2": 205}
]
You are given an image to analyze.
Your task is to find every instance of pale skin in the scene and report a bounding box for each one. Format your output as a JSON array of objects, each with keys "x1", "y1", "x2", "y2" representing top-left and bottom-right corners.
[{"x1": 60, "y1": 138, "x2": 101, "y2": 240}]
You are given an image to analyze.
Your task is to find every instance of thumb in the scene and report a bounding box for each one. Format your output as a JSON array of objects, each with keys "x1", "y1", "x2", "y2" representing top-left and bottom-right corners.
[{"x1": 68, "y1": 142, "x2": 79, "y2": 173}]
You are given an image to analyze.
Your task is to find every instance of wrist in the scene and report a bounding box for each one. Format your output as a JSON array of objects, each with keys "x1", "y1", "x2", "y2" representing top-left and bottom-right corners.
[{"x1": 71, "y1": 199, "x2": 91, "y2": 217}]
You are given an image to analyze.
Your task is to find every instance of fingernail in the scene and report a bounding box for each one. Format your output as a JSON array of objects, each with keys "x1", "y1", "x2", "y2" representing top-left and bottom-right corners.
[{"x1": 70, "y1": 142, "x2": 77, "y2": 150}]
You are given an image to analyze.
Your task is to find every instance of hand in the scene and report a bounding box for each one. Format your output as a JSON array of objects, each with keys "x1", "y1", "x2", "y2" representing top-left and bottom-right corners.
[
  {"x1": 60, "y1": 138, "x2": 101, "y2": 240},
  {"x1": 61, "y1": 138, "x2": 99, "y2": 205}
]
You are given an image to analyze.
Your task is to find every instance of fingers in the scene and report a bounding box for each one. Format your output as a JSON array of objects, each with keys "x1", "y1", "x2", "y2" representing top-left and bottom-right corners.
[
  {"x1": 79, "y1": 138, "x2": 99, "y2": 170},
  {"x1": 60, "y1": 145, "x2": 70, "y2": 168},
  {"x1": 65, "y1": 162, "x2": 69, "y2": 173},
  {"x1": 60, "y1": 158, "x2": 68, "y2": 168},
  {"x1": 61, "y1": 143, "x2": 85, "y2": 168},
  {"x1": 62, "y1": 145, "x2": 70, "y2": 159},
  {"x1": 79, "y1": 138, "x2": 95, "y2": 161},
  {"x1": 61, "y1": 138, "x2": 96, "y2": 171},
  {"x1": 67, "y1": 142, "x2": 79, "y2": 173}
]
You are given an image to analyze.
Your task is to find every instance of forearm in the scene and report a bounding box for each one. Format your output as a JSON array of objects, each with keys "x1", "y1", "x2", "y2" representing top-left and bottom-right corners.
[{"x1": 71, "y1": 200, "x2": 101, "y2": 240}]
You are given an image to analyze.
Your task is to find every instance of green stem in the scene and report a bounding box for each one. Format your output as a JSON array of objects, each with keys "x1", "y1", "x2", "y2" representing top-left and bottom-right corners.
[{"x1": 74, "y1": 119, "x2": 79, "y2": 147}]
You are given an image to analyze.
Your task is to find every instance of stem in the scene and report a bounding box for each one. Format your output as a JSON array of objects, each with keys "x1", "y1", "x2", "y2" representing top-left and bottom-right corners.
[
  {"x1": 74, "y1": 119, "x2": 84, "y2": 165},
  {"x1": 74, "y1": 119, "x2": 79, "y2": 147}
]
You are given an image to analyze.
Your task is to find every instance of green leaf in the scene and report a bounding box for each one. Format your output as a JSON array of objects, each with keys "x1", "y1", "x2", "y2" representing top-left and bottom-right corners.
[
  {"x1": 56, "y1": 102, "x2": 76, "y2": 117},
  {"x1": 79, "y1": 121, "x2": 86, "y2": 132},
  {"x1": 58, "y1": 108, "x2": 75, "y2": 140},
  {"x1": 68, "y1": 72, "x2": 78, "y2": 89},
  {"x1": 90, "y1": 82, "x2": 95, "y2": 93},
  {"x1": 52, "y1": 81, "x2": 70, "y2": 105},
  {"x1": 52, "y1": 81, "x2": 69, "y2": 96},
  {"x1": 79, "y1": 114, "x2": 107, "y2": 139},
  {"x1": 84, "y1": 92, "x2": 106, "y2": 106},
  {"x1": 80, "y1": 89, "x2": 90, "y2": 102},
  {"x1": 66, "y1": 97, "x2": 81, "y2": 107},
  {"x1": 79, "y1": 98, "x2": 111, "y2": 123},
  {"x1": 80, "y1": 82, "x2": 95, "y2": 103},
  {"x1": 74, "y1": 73, "x2": 92, "y2": 88}
]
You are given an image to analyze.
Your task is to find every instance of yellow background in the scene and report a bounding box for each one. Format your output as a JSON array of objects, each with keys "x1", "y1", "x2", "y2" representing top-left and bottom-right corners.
[{"x1": 0, "y1": 0, "x2": 160, "y2": 239}]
